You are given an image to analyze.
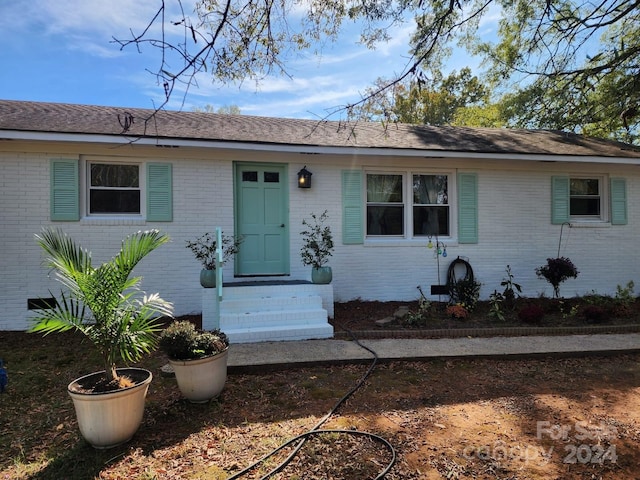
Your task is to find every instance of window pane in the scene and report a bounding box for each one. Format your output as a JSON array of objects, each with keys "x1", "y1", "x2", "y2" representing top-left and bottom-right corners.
[
  {"x1": 367, "y1": 205, "x2": 404, "y2": 235},
  {"x1": 367, "y1": 174, "x2": 403, "y2": 203},
  {"x1": 570, "y1": 179, "x2": 599, "y2": 196},
  {"x1": 570, "y1": 198, "x2": 600, "y2": 216},
  {"x1": 91, "y1": 164, "x2": 138, "y2": 187},
  {"x1": 242, "y1": 171, "x2": 258, "y2": 182},
  {"x1": 264, "y1": 172, "x2": 279, "y2": 182},
  {"x1": 413, "y1": 206, "x2": 450, "y2": 236},
  {"x1": 90, "y1": 190, "x2": 141, "y2": 213},
  {"x1": 570, "y1": 178, "x2": 600, "y2": 217},
  {"x1": 413, "y1": 175, "x2": 448, "y2": 204}
]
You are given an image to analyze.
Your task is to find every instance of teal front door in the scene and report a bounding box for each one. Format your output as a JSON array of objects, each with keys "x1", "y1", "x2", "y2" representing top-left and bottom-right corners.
[{"x1": 234, "y1": 163, "x2": 289, "y2": 276}]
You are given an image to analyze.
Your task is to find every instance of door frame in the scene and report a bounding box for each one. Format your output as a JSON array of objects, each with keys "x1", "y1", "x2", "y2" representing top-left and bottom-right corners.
[{"x1": 233, "y1": 161, "x2": 290, "y2": 276}]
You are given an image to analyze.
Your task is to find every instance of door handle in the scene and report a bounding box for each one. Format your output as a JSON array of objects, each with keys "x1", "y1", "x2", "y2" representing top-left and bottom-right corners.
[{"x1": 280, "y1": 224, "x2": 285, "y2": 228}]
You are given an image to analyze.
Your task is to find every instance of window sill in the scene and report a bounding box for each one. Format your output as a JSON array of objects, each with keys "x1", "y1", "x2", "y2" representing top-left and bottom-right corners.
[
  {"x1": 80, "y1": 216, "x2": 147, "y2": 226},
  {"x1": 365, "y1": 237, "x2": 458, "y2": 248},
  {"x1": 567, "y1": 221, "x2": 611, "y2": 229}
]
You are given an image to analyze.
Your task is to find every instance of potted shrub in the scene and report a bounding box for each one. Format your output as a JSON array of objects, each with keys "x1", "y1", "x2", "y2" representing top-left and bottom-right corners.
[
  {"x1": 159, "y1": 321, "x2": 229, "y2": 403},
  {"x1": 186, "y1": 232, "x2": 243, "y2": 288},
  {"x1": 300, "y1": 210, "x2": 334, "y2": 284},
  {"x1": 30, "y1": 228, "x2": 173, "y2": 449}
]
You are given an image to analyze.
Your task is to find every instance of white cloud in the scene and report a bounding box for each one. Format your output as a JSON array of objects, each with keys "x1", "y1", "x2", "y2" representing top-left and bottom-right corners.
[{"x1": 0, "y1": 0, "x2": 175, "y2": 57}]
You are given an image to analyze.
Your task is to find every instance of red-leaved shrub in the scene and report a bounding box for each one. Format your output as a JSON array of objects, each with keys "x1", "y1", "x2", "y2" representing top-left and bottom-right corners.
[
  {"x1": 582, "y1": 305, "x2": 607, "y2": 323},
  {"x1": 518, "y1": 305, "x2": 545, "y2": 324}
]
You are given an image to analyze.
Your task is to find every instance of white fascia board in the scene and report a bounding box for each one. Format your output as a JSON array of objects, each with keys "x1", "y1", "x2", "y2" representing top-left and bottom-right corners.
[{"x1": 3, "y1": 129, "x2": 640, "y2": 165}]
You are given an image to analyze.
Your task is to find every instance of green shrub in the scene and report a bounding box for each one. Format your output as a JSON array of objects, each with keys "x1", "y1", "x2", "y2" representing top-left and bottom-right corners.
[
  {"x1": 449, "y1": 279, "x2": 481, "y2": 312},
  {"x1": 159, "y1": 321, "x2": 229, "y2": 360}
]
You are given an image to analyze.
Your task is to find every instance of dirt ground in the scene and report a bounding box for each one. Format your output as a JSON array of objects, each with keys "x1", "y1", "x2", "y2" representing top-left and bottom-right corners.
[{"x1": 2, "y1": 300, "x2": 640, "y2": 479}]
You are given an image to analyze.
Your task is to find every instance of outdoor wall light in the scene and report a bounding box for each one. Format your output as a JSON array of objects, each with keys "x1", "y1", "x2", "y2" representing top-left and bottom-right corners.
[{"x1": 297, "y1": 166, "x2": 312, "y2": 188}]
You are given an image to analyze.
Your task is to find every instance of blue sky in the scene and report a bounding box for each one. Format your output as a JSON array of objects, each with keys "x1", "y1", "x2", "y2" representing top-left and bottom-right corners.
[{"x1": 0, "y1": 0, "x2": 493, "y2": 119}]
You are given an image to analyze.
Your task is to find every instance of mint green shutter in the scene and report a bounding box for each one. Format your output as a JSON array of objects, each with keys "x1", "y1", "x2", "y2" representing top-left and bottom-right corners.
[
  {"x1": 147, "y1": 163, "x2": 173, "y2": 221},
  {"x1": 457, "y1": 173, "x2": 478, "y2": 244},
  {"x1": 610, "y1": 178, "x2": 627, "y2": 225},
  {"x1": 50, "y1": 159, "x2": 79, "y2": 221},
  {"x1": 551, "y1": 176, "x2": 570, "y2": 224},
  {"x1": 342, "y1": 170, "x2": 363, "y2": 244}
]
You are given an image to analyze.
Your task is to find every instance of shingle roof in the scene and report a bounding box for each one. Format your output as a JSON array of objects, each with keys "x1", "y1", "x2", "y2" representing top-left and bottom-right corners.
[{"x1": 1, "y1": 99, "x2": 639, "y2": 158}]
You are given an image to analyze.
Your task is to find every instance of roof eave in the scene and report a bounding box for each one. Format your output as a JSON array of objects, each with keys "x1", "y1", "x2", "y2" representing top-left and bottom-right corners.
[{"x1": 2, "y1": 129, "x2": 640, "y2": 165}]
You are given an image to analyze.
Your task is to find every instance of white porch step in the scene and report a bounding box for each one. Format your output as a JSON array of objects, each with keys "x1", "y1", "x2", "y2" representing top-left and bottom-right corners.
[
  {"x1": 221, "y1": 307, "x2": 327, "y2": 329},
  {"x1": 203, "y1": 282, "x2": 334, "y2": 343},
  {"x1": 221, "y1": 293, "x2": 324, "y2": 314},
  {"x1": 222, "y1": 324, "x2": 335, "y2": 344}
]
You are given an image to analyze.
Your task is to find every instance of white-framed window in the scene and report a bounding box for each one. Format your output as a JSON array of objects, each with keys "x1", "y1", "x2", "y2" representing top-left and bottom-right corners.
[
  {"x1": 87, "y1": 162, "x2": 142, "y2": 215},
  {"x1": 412, "y1": 174, "x2": 450, "y2": 236},
  {"x1": 50, "y1": 157, "x2": 172, "y2": 222},
  {"x1": 569, "y1": 177, "x2": 603, "y2": 220},
  {"x1": 366, "y1": 171, "x2": 453, "y2": 238}
]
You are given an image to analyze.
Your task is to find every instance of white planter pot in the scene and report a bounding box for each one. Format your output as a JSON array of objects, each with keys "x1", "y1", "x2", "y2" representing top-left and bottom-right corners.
[
  {"x1": 67, "y1": 368, "x2": 152, "y2": 449},
  {"x1": 169, "y1": 349, "x2": 228, "y2": 403}
]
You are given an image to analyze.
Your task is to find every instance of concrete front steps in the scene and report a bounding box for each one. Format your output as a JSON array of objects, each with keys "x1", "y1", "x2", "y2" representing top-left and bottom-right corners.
[{"x1": 202, "y1": 282, "x2": 334, "y2": 343}]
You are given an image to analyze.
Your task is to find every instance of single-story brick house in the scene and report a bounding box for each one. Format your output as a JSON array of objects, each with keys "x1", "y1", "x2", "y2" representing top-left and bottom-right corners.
[{"x1": 2, "y1": 99, "x2": 640, "y2": 340}]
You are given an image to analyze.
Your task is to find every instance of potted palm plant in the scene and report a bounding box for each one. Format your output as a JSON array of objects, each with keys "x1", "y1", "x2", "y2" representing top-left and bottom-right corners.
[
  {"x1": 186, "y1": 232, "x2": 243, "y2": 288},
  {"x1": 300, "y1": 210, "x2": 334, "y2": 284},
  {"x1": 30, "y1": 228, "x2": 173, "y2": 449},
  {"x1": 159, "y1": 321, "x2": 229, "y2": 403}
]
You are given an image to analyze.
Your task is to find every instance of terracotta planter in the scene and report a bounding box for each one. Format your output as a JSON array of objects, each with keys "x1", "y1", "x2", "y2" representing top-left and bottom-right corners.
[
  {"x1": 169, "y1": 349, "x2": 228, "y2": 403},
  {"x1": 311, "y1": 266, "x2": 332, "y2": 284},
  {"x1": 67, "y1": 368, "x2": 152, "y2": 449}
]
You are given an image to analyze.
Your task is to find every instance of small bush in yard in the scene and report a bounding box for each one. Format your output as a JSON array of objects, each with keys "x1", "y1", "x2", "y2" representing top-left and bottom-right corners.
[
  {"x1": 613, "y1": 281, "x2": 636, "y2": 316},
  {"x1": 446, "y1": 304, "x2": 469, "y2": 319},
  {"x1": 535, "y1": 257, "x2": 579, "y2": 298},
  {"x1": 582, "y1": 305, "x2": 607, "y2": 323},
  {"x1": 518, "y1": 305, "x2": 545, "y2": 324}
]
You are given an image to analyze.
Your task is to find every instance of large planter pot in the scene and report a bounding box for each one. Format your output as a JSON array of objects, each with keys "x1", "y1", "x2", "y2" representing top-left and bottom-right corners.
[
  {"x1": 200, "y1": 269, "x2": 217, "y2": 288},
  {"x1": 67, "y1": 367, "x2": 152, "y2": 449},
  {"x1": 311, "y1": 266, "x2": 332, "y2": 284},
  {"x1": 169, "y1": 349, "x2": 228, "y2": 403}
]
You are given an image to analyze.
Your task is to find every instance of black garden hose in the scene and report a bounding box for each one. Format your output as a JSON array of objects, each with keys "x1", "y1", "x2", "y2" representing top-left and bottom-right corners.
[
  {"x1": 227, "y1": 329, "x2": 397, "y2": 480},
  {"x1": 446, "y1": 256, "x2": 474, "y2": 288}
]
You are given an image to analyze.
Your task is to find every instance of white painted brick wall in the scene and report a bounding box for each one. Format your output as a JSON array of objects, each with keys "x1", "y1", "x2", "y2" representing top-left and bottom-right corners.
[{"x1": 2, "y1": 148, "x2": 640, "y2": 330}]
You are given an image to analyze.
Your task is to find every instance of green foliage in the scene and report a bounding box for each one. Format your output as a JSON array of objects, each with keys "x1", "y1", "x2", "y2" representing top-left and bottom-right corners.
[
  {"x1": 559, "y1": 300, "x2": 579, "y2": 319},
  {"x1": 350, "y1": 69, "x2": 492, "y2": 126},
  {"x1": 449, "y1": 278, "x2": 481, "y2": 312},
  {"x1": 488, "y1": 290, "x2": 505, "y2": 322},
  {"x1": 186, "y1": 232, "x2": 243, "y2": 270},
  {"x1": 615, "y1": 280, "x2": 635, "y2": 308},
  {"x1": 159, "y1": 321, "x2": 229, "y2": 360},
  {"x1": 404, "y1": 286, "x2": 432, "y2": 326},
  {"x1": 30, "y1": 228, "x2": 173, "y2": 383},
  {"x1": 500, "y1": 265, "x2": 522, "y2": 308},
  {"x1": 300, "y1": 210, "x2": 334, "y2": 268}
]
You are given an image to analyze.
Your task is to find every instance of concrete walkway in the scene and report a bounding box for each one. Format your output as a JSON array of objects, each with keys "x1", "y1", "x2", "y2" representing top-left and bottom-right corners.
[{"x1": 227, "y1": 333, "x2": 640, "y2": 373}]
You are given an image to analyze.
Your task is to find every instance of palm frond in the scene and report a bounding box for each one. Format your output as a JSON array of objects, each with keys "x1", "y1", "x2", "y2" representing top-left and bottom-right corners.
[{"x1": 31, "y1": 228, "x2": 173, "y2": 383}]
